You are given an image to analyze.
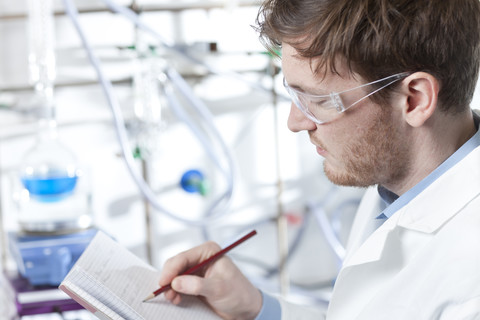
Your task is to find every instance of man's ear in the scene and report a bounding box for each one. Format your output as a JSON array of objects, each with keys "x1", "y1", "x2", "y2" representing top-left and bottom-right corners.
[{"x1": 401, "y1": 72, "x2": 439, "y2": 127}]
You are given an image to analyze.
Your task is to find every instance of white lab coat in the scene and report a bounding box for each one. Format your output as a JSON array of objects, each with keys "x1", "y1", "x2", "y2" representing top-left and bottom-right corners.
[{"x1": 279, "y1": 141, "x2": 480, "y2": 319}]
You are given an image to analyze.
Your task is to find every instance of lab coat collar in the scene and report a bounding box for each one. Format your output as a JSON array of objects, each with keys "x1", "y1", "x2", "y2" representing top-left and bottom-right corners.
[
  {"x1": 343, "y1": 145, "x2": 480, "y2": 268},
  {"x1": 342, "y1": 207, "x2": 401, "y2": 267},
  {"x1": 397, "y1": 144, "x2": 480, "y2": 233}
]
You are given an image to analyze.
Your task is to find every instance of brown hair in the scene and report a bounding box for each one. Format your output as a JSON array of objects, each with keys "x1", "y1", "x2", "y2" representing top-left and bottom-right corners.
[{"x1": 255, "y1": 0, "x2": 480, "y2": 113}]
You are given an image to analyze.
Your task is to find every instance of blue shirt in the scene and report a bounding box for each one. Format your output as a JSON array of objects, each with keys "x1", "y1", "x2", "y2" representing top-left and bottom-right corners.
[
  {"x1": 255, "y1": 113, "x2": 480, "y2": 320},
  {"x1": 254, "y1": 291, "x2": 282, "y2": 320}
]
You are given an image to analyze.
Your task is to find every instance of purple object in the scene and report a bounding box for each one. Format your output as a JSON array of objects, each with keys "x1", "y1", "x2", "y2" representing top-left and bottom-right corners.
[{"x1": 7, "y1": 273, "x2": 84, "y2": 316}]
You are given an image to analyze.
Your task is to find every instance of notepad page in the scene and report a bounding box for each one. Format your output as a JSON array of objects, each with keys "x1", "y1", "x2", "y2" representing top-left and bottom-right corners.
[
  {"x1": 62, "y1": 231, "x2": 221, "y2": 320},
  {"x1": 64, "y1": 266, "x2": 141, "y2": 319}
]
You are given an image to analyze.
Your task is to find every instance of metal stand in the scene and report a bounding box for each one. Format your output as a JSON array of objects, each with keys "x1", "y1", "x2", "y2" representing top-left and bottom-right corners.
[
  {"x1": 0, "y1": 157, "x2": 7, "y2": 272},
  {"x1": 270, "y1": 58, "x2": 290, "y2": 296},
  {"x1": 141, "y1": 158, "x2": 154, "y2": 265}
]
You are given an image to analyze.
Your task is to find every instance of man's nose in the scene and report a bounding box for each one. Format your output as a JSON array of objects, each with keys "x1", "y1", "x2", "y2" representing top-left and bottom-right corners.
[{"x1": 287, "y1": 102, "x2": 317, "y2": 132}]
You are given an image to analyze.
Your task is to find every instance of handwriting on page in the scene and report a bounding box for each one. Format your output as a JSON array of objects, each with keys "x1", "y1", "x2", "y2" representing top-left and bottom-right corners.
[
  {"x1": 73, "y1": 232, "x2": 221, "y2": 320},
  {"x1": 67, "y1": 267, "x2": 142, "y2": 319}
]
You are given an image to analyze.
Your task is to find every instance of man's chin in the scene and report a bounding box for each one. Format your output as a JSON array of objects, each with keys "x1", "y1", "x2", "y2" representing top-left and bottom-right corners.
[{"x1": 323, "y1": 163, "x2": 373, "y2": 188}]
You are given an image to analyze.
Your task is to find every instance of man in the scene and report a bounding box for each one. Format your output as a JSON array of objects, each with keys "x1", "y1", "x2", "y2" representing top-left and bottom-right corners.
[{"x1": 158, "y1": 0, "x2": 480, "y2": 318}]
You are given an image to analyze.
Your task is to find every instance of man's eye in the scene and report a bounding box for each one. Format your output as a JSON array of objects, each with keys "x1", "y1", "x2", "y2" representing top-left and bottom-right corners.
[{"x1": 311, "y1": 99, "x2": 330, "y2": 108}]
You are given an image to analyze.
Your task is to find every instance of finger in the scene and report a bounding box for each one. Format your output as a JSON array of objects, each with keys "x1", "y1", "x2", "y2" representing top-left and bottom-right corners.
[
  {"x1": 172, "y1": 293, "x2": 182, "y2": 305},
  {"x1": 171, "y1": 275, "x2": 203, "y2": 296},
  {"x1": 171, "y1": 274, "x2": 223, "y2": 298},
  {"x1": 164, "y1": 289, "x2": 182, "y2": 305},
  {"x1": 171, "y1": 274, "x2": 230, "y2": 304},
  {"x1": 159, "y1": 241, "x2": 221, "y2": 286},
  {"x1": 164, "y1": 288, "x2": 177, "y2": 302}
]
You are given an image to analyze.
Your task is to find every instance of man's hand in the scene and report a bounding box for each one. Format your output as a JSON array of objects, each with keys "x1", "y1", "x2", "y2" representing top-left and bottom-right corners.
[{"x1": 159, "y1": 241, "x2": 263, "y2": 320}]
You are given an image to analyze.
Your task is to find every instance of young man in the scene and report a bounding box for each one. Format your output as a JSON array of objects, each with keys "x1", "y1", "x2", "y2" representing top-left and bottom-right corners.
[{"x1": 158, "y1": 0, "x2": 480, "y2": 319}]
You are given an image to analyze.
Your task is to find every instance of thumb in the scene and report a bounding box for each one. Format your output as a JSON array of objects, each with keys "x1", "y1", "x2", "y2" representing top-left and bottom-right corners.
[{"x1": 171, "y1": 275, "x2": 215, "y2": 297}]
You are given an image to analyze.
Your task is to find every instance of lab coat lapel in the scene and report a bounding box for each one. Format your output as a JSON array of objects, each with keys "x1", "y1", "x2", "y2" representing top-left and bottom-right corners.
[
  {"x1": 327, "y1": 192, "x2": 435, "y2": 320},
  {"x1": 328, "y1": 145, "x2": 480, "y2": 320},
  {"x1": 327, "y1": 213, "x2": 407, "y2": 320},
  {"x1": 343, "y1": 187, "x2": 384, "y2": 262},
  {"x1": 342, "y1": 209, "x2": 402, "y2": 268},
  {"x1": 343, "y1": 143, "x2": 480, "y2": 268}
]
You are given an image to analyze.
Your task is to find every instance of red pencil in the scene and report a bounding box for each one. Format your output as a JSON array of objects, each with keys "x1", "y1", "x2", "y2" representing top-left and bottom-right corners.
[{"x1": 143, "y1": 230, "x2": 257, "y2": 302}]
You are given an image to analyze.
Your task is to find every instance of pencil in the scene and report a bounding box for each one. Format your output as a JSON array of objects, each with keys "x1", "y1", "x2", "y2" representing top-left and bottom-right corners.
[{"x1": 142, "y1": 230, "x2": 257, "y2": 302}]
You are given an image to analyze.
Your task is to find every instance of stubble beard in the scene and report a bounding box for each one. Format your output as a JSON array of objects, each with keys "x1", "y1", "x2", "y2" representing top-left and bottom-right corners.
[{"x1": 323, "y1": 107, "x2": 410, "y2": 188}]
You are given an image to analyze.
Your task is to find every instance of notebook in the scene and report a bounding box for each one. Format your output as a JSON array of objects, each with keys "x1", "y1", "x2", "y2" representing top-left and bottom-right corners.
[{"x1": 59, "y1": 231, "x2": 222, "y2": 320}]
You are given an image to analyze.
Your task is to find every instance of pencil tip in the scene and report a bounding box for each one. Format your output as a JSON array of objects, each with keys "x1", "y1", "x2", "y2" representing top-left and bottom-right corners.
[{"x1": 142, "y1": 293, "x2": 154, "y2": 303}]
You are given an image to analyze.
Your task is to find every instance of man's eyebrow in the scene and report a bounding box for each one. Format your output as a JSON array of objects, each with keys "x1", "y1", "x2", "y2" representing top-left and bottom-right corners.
[{"x1": 288, "y1": 80, "x2": 328, "y2": 96}]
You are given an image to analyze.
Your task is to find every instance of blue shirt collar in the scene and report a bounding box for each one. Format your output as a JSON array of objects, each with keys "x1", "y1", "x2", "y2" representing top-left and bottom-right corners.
[{"x1": 377, "y1": 112, "x2": 480, "y2": 220}]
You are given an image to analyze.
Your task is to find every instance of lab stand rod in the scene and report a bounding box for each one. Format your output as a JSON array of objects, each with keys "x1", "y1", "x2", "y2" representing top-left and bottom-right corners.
[
  {"x1": 0, "y1": 157, "x2": 7, "y2": 271},
  {"x1": 141, "y1": 158, "x2": 154, "y2": 265},
  {"x1": 132, "y1": 0, "x2": 153, "y2": 266},
  {"x1": 271, "y1": 59, "x2": 289, "y2": 296}
]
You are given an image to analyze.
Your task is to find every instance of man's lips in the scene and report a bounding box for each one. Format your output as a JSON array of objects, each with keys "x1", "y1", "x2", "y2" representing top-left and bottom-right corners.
[
  {"x1": 316, "y1": 145, "x2": 327, "y2": 156},
  {"x1": 309, "y1": 134, "x2": 327, "y2": 156},
  {"x1": 311, "y1": 139, "x2": 327, "y2": 156}
]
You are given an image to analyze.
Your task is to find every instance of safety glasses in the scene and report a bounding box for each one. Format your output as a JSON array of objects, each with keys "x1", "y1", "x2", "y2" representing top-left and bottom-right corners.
[{"x1": 283, "y1": 72, "x2": 410, "y2": 124}]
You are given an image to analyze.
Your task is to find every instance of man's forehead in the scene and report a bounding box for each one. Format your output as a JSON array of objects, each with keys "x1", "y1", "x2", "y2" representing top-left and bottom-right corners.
[
  {"x1": 282, "y1": 43, "x2": 355, "y2": 81},
  {"x1": 281, "y1": 42, "x2": 308, "y2": 60},
  {"x1": 281, "y1": 43, "x2": 320, "y2": 72}
]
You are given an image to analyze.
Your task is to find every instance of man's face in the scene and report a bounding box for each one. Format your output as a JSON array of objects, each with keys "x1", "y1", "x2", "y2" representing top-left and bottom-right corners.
[{"x1": 282, "y1": 43, "x2": 410, "y2": 188}]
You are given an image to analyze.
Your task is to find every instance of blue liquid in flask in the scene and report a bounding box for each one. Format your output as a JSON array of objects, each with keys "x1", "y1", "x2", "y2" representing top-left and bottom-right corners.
[{"x1": 21, "y1": 175, "x2": 78, "y2": 202}]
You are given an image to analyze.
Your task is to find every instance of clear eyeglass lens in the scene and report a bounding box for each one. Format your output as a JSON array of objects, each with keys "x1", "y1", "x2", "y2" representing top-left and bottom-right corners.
[
  {"x1": 304, "y1": 96, "x2": 340, "y2": 122},
  {"x1": 290, "y1": 90, "x2": 337, "y2": 124},
  {"x1": 284, "y1": 79, "x2": 338, "y2": 124},
  {"x1": 284, "y1": 73, "x2": 407, "y2": 124}
]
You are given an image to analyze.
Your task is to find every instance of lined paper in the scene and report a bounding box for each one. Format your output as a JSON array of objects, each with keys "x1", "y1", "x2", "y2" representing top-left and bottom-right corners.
[{"x1": 60, "y1": 231, "x2": 221, "y2": 320}]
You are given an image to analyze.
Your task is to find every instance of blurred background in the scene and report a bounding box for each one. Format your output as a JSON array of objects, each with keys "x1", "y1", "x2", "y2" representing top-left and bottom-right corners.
[{"x1": 3, "y1": 0, "x2": 469, "y2": 319}]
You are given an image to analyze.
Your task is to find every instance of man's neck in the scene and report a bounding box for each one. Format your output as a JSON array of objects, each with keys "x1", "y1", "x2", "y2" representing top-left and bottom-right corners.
[{"x1": 385, "y1": 109, "x2": 477, "y2": 196}]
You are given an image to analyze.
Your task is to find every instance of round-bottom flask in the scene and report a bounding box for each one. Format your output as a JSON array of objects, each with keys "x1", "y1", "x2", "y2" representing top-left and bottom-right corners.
[{"x1": 15, "y1": 120, "x2": 93, "y2": 234}]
